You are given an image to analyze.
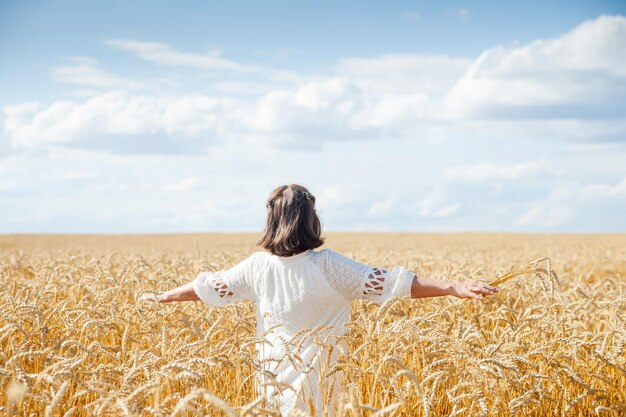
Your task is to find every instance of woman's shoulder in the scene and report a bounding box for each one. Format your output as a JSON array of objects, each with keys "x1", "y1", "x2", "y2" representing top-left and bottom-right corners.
[
  {"x1": 252, "y1": 248, "x2": 332, "y2": 258},
  {"x1": 309, "y1": 248, "x2": 365, "y2": 269},
  {"x1": 232, "y1": 251, "x2": 271, "y2": 274},
  {"x1": 312, "y1": 247, "x2": 344, "y2": 257},
  {"x1": 245, "y1": 249, "x2": 334, "y2": 266},
  {"x1": 307, "y1": 247, "x2": 342, "y2": 264},
  {"x1": 248, "y1": 250, "x2": 271, "y2": 262}
]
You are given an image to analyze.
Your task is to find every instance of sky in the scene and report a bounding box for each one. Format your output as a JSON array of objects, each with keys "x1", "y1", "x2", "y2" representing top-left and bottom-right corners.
[{"x1": 1, "y1": 0, "x2": 625, "y2": 233}]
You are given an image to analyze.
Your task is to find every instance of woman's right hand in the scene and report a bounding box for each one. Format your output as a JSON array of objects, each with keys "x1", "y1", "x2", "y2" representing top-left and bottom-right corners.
[{"x1": 138, "y1": 292, "x2": 160, "y2": 303}]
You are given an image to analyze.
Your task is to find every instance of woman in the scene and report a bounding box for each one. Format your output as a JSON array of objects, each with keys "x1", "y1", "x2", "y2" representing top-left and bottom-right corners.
[{"x1": 140, "y1": 184, "x2": 498, "y2": 416}]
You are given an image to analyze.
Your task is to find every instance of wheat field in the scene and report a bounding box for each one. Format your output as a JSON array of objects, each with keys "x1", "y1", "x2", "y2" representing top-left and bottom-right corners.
[{"x1": 1, "y1": 233, "x2": 625, "y2": 416}]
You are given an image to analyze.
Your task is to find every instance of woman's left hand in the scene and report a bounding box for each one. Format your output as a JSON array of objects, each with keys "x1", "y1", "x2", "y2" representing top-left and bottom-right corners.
[{"x1": 452, "y1": 281, "x2": 498, "y2": 300}]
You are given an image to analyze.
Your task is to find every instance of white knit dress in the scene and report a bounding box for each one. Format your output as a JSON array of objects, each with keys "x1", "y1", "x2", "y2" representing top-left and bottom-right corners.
[{"x1": 191, "y1": 248, "x2": 415, "y2": 416}]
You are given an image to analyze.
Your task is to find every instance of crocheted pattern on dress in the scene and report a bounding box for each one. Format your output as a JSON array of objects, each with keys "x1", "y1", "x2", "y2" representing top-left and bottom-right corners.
[
  {"x1": 310, "y1": 250, "x2": 391, "y2": 301},
  {"x1": 363, "y1": 267, "x2": 388, "y2": 297},
  {"x1": 208, "y1": 273, "x2": 235, "y2": 298}
]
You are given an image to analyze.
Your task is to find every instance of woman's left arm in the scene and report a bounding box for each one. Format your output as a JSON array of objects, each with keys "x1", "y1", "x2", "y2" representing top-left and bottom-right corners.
[
  {"x1": 139, "y1": 282, "x2": 200, "y2": 303},
  {"x1": 410, "y1": 274, "x2": 498, "y2": 299}
]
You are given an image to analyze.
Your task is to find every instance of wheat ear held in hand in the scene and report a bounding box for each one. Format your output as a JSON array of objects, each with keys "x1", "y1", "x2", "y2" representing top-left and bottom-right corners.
[{"x1": 488, "y1": 257, "x2": 559, "y2": 287}]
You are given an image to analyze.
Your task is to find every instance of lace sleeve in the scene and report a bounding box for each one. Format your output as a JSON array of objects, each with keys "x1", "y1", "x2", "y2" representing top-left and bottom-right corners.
[
  {"x1": 313, "y1": 249, "x2": 415, "y2": 303},
  {"x1": 192, "y1": 254, "x2": 256, "y2": 307}
]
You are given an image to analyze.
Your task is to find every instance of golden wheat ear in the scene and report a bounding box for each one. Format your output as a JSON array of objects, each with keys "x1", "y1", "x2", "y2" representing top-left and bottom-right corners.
[{"x1": 488, "y1": 257, "x2": 559, "y2": 287}]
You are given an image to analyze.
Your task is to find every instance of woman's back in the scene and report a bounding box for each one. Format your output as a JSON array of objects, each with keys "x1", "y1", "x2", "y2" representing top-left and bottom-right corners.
[
  {"x1": 192, "y1": 248, "x2": 416, "y2": 415},
  {"x1": 253, "y1": 249, "x2": 351, "y2": 336}
]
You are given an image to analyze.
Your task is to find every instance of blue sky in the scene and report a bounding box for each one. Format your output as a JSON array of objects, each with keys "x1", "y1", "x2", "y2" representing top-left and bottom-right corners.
[{"x1": 1, "y1": 0, "x2": 625, "y2": 233}]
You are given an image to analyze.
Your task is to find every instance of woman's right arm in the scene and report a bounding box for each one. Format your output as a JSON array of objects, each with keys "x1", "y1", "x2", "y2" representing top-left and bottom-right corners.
[
  {"x1": 138, "y1": 253, "x2": 257, "y2": 306},
  {"x1": 139, "y1": 282, "x2": 200, "y2": 303}
]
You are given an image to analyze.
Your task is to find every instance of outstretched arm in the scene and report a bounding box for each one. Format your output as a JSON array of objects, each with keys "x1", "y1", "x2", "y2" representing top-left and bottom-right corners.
[
  {"x1": 410, "y1": 274, "x2": 498, "y2": 300},
  {"x1": 139, "y1": 254, "x2": 256, "y2": 306},
  {"x1": 139, "y1": 282, "x2": 200, "y2": 303}
]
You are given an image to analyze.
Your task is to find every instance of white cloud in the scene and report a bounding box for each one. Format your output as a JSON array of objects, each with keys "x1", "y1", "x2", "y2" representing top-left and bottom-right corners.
[
  {"x1": 581, "y1": 177, "x2": 626, "y2": 198},
  {"x1": 336, "y1": 54, "x2": 471, "y2": 97},
  {"x1": 69, "y1": 89, "x2": 107, "y2": 97},
  {"x1": 51, "y1": 57, "x2": 144, "y2": 89},
  {"x1": 4, "y1": 16, "x2": 626, "y2": 154},
  {"x1": 430, "y1": 203, "x2": 461, "y2": 218},
  {"x1": 444, "y1": 7, "x2": 470, "y2": 22},
  {"x1": 211, "y1": 81, "x2": 281, "y2": 95},
  {"x1": 317, "y1": 186, "x2": 348, "y2": 209},
  {"x1": 107, "y1": 39, "x2": 257, "y2": 73},
  {"x1": 446, "y1": 162, "x2": 556, "y2": 182},
  {"x1": 444, "y1": 15, "x2": 626, "y2": 118},
  {"x1": 0, "y1": 179, "x2": 18, "y2": 192},
  {"x1": 4, "y1": 79, "x2": 370, "y2": 151},
  {"x1": 164, "y1": 177, "x2": 202, "y2": 191},
  {"x1": 62, "y1": 170, "x2": 96, "y2": 180},
  {"x1": 368, "y1": 194, "x2": 398, "y2": 216},
  {"x1": 417, "y1": 190, "x2": 461, "y2": 218},
  {"x1": 516, "y1": 177, "x2": 626, "y2": 229},
  {"x1": 517, "y1": 203, "x2": 575, "y2": 228},
  {"x1": 247, "y1": 78, "x2": 364, "y2": 134},
  {"x1": 2, "y1": 92, "x2": 241, "y2": 151}
]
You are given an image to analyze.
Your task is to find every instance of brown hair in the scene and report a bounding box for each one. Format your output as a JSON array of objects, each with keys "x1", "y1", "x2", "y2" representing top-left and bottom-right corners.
[{"x1": 257, "y1": 184, "x2": 324, "y2": 257}]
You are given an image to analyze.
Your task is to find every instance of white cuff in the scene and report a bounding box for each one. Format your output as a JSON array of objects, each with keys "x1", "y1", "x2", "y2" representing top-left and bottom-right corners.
[
  {"x1": 192, "y1": 272, "x2": 217, "y2": 305},
  {"x1": 390, "y1": 266, "x2": 415, "y2": 299}
]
